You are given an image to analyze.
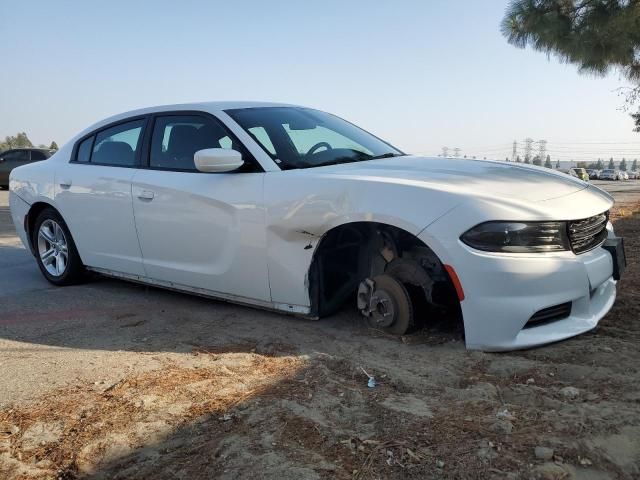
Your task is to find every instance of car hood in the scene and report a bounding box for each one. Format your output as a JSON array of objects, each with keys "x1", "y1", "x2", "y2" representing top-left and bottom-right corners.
[{"x1": 314, "y1": 155, "x2": 589, "y2": 202}]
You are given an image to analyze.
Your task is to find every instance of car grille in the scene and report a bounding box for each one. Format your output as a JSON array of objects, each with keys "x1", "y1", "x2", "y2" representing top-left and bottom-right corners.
[
  {"x1": 524, "y1": 302, "x2": 572, "y2": 329},
  {"x1": 567, "y1": 211, "x2": 609, "y2": 254}
]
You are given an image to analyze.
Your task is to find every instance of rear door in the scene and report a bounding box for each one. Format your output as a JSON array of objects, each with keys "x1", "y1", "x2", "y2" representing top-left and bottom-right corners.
[
  {"x1": 131, "y1": 112, "x2": 270, "y2": 301},
  {"x1": 55, "y1": 118, "x2": 148, "y2": 276}
]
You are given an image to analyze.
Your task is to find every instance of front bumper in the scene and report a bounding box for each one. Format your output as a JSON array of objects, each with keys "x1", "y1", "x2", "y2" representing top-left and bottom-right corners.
[{"x1": 420, "y1": 227, "x2": 618, "y2": 351}]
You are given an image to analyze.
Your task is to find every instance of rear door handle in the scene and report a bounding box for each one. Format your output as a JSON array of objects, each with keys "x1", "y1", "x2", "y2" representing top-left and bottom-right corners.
[
  {"x1": 137, "y1": 190, "x2": 155, "y2": 200},
  {"x1": 59, "y1": 179, "x2": 72, "y2": 189}
]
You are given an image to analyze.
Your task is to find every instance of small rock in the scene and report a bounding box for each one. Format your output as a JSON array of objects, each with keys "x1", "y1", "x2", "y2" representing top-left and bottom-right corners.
[
  {"x1": 578, "y1": 456, "x2": 592, "y2": 466},
  {"x1": 526, "y1": 378, "x2": 536, "y2": 384},
  {"x1": 10, "y1": 425, "x2": 20, "y2": 435},
  {"x1": 490, "y1": 419, "x2": 513, "y2": 434},
  {"x1": 601, "y1": 346, "x2": 614, "y2": 353},
  {"x1": 436, "y1": 459, "x2": 445, "y2": 468},
  {"x1": 534, "y1": 446, "x2": 554, "y2": 460},
  {"x1": 559, "y1": 386, "x2": 580, "y2": 399}
]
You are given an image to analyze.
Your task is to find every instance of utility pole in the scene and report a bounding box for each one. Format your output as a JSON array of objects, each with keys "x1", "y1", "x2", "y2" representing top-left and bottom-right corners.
[
  {"x1": 537, "y1": 140, "x2": 547, "y2": 165},
  {"x1": 442, "y1": 146, "x2": 449, "y2": 158},
  {"x1": 511, "y1": 141, "x2": 517, "y2": 162},
  {"x1": 453, "y1": 147, "x2": 461, "y2": 158},
  {"x1": 523, "y1": 138, "x2": 534, "y2": 163}
]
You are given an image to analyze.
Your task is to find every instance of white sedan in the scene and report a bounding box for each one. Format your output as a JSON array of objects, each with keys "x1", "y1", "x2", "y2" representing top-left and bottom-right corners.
[{"x1": 9, "y1": 102, "x2": 626, "y2": 350}]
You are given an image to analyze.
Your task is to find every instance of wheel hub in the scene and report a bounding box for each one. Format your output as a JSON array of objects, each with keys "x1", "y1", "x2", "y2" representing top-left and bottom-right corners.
[
  {"x1": 357, "y1": 278, "x2": 397, "y2": 328},
  {"x1": 37, "y1": 219, "x2": 68, "y2": 277}
]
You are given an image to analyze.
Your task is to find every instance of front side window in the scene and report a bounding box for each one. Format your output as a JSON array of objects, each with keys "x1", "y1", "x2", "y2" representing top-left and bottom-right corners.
[
  {"x1": 91, "y1": 119, "x2": 144, "y2": 167},
  {"x1": 150, "y1": 115, "x2": 248, "y2": 171},
  {"x1": 226, "y1": 107, "x2": 403, "y2": 170}
]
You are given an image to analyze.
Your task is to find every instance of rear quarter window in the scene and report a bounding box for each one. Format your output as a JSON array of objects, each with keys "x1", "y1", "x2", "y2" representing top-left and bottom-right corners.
[{"x1": 76, "y1": 136, "x2": 94, "y2": 163}]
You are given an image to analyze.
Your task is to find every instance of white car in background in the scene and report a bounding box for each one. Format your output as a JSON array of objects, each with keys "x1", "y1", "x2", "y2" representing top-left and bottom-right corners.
[
  {"x1": 8, "y1": 102, "x2": 626, "y2": 351},
  {"x1": 600, "y1": 169, "x2": 625, "y2": 181}
]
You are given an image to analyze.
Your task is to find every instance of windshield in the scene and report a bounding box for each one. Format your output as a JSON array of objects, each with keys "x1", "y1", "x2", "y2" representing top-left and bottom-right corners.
[{"x1": 225, "y1": 107, "x2": 403, "y2": 170}]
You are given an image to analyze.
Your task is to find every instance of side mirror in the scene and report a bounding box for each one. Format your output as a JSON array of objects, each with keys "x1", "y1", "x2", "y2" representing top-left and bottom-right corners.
[{"x1": 194, "y1": 148, "x2": 244, "y2": 173}]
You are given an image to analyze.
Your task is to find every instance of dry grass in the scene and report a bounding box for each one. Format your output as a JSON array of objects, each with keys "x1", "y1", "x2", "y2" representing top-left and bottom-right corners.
[{"x1": 0, "y1": 353, "x2": 304, "y2": 479}]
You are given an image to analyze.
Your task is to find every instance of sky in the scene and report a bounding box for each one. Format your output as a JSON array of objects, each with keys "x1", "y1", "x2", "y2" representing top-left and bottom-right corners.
[{"x1": 1, "y1": 0, "x2": 639, "y2": 163}]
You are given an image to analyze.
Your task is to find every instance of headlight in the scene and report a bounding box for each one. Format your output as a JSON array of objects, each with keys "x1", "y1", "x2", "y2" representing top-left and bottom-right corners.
[{"x1": 461, "y1": 221, "x2": 570, "y2": 253}]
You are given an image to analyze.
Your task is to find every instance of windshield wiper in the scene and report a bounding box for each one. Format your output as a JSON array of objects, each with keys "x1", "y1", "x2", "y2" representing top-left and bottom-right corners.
[{"x1": 368, "y1": 153, "x2": 406, "y2": 160}]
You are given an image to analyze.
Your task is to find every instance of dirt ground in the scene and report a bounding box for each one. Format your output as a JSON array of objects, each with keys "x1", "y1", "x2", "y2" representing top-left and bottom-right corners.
[{"x1": 0, "y1": 189, "x2": 639, "y2": 479}]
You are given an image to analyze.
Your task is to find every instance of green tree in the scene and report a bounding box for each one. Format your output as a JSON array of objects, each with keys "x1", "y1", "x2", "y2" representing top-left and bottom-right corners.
[
  {"x1": 532, "y1": 155, "x2": 542, "y2": 166},
  {"x1": 555, "y1": 159, "x2": 560, "y2": 168},
  {"x1": 502, "y1": 1, "x2": 640, "y2": 131},
  {"x1": 620, "y1": 157, "x2": 628, "y2": 171},
  {"x1": 544, "y1": 154, "x2": 552, "y2": 168},
  {"x1": 49, "y1": 141, "x2": 58, "y2": 150},
  {"x1": 524, "y1": 156, "x2": 531, "y2": 164},
  {"x1": 632, "y1": 159, "x2": 638, "y2": 171},
  {"x1": 0, "y1": 132, "x2": 33, "y2": 151},
  {"x1": 597, "y1": 158, "x2": 605, "y2": 170},
  {"x1": 516, "y1": 155, "x2": 522, "y2": 162},
  {"x1": 608, "y1": 157, "x2": 615, "y2": 169}
]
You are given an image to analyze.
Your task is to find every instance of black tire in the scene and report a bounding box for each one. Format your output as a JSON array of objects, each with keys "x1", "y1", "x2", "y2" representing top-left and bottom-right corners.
[
  {"x1": 32, "y1": 207, "x2": 85, "y2": 285},
  {"x1": 0, "y1": 185, "x2": 8, "y2": 190},
  {"x1": 367, "y1": 274, "x2": 414, "y2": 335}
]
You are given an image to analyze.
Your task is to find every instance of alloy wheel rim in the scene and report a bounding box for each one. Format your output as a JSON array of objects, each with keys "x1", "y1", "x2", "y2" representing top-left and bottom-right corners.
[{"x1": 37, "y1": 219, "x2": 68, "y2": 277}]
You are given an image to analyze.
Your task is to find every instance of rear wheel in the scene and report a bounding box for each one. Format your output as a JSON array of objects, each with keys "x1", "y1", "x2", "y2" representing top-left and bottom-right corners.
[{"x1": 33, "y1": 208, "x2": 85, "y2": 285}]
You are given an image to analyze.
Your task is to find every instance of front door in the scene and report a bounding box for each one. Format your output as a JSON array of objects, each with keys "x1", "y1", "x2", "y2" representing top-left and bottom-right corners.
[{"x1": 131, "y1": 113, "x2": 270, "y2": 302}]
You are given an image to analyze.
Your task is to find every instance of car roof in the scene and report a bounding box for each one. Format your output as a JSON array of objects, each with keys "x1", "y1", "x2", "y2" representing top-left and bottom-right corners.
[
  {"x1": 75, "y1": 101, "x2": 305, "y2": 142},
  {"x1": 99, "y1": 101, "x2": 301, "y2": 123},
  {"x1": 1, "y1": 147, "x2": 54, "y2": 152}
]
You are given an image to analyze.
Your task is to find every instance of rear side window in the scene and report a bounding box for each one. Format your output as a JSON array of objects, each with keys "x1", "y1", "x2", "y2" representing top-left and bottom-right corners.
[
  {"x1": 91, "y1": 119, "x2": 144, "y2": 167},
  {"x1": 31, "y1": 151, "x2": 49, "y2": 161},
  {"x1": 76, "y1": 136, "x2": 94, "y2": 162}
]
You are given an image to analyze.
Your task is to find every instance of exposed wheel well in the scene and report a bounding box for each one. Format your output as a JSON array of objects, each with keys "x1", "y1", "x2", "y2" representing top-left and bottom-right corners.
[{"x1": 308, "y1": 222, "x2": 462, "y2": 326}]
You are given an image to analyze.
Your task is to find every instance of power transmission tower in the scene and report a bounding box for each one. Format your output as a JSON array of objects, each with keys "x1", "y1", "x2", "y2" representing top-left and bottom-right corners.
[
  {"x1": 537, "y1": 140, "x2": 547, "y2": 164},
  {"x1": 442, "y1": 146, "x2": 449, "y2": 158},
  {"x1": 453, "y1": 147, "x2": 461, "y2": 158},
  {"x1": 523, "y1": 138, "x2": 534, "y2": 163},
  {"x1": 511, "y1": 141, "x2": 517, "y2": 162}
]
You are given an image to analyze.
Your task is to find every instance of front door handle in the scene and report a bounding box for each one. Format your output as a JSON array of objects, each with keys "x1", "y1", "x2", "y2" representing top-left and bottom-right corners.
[
  {"x1": 59, "y1": 179, "x2": 72, "y2": 189},
  {"x1": 137, "y1": 190, "x2": 155, "y2": 200}
]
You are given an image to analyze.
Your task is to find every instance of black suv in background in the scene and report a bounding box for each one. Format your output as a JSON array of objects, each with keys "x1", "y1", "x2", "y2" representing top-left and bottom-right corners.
[{"x1": 0, "y1": 148, "x2": 54, "y2": 188}]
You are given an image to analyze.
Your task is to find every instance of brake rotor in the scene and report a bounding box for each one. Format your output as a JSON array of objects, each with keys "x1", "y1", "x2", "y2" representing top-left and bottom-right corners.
[{"x1": 358, "y1": 274, "x2": 414, "y2": 335}]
